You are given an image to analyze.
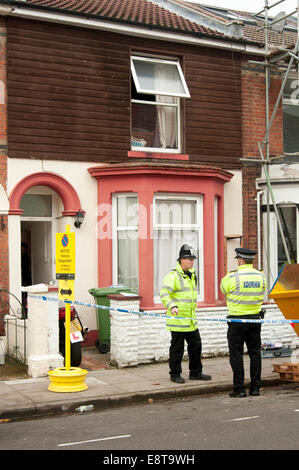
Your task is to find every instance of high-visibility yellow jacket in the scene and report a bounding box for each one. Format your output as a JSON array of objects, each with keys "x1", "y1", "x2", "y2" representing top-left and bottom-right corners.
[
  {"x1": 160, "y1": 262, "x2": 198, "y2": 332},
  {"x1": 220, "y1": 264, "x2": 266, "y2": 316}
]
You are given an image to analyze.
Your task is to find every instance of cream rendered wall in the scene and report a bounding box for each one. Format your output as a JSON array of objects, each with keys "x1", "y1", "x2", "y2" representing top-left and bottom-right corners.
[{"x1": 7, "y1": 158, "x2": 100, "y2": 331}]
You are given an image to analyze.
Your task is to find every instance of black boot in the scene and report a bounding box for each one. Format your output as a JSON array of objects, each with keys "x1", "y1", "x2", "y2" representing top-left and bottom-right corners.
[
  {"x1": 171, "y1": 375, "x2": 185, "y2": 384},
  {"x1": 189, "y1": 373, "x2": 211, "y2": 380},
  {"x1": 229, "y1": 390, "x2": 247, "y2": 398}
]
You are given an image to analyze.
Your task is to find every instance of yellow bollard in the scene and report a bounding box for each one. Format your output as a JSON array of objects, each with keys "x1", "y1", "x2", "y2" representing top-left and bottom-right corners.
[{"x1": 48, "y1": 367, "x2": 88, "y2": 393}]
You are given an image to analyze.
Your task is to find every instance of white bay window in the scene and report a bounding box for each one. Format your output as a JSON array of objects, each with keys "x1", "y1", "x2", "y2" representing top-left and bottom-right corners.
[
  {"x1": 153, "y1": 194, "x2": 203, "y2": 302},
  {"x1": 112, "y1": 194, "x2": 139, "y2": 294}
]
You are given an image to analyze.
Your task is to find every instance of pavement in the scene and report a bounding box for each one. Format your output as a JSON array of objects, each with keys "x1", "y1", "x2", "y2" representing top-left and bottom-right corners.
[{"x1": 0, "y1": 348, "x2": 296, "y2": 421}]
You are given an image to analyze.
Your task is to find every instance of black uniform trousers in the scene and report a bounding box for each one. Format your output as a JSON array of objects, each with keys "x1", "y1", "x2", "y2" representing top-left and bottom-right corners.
[
  {"x1": 169, "y1": 329, "x2": 202, "y2": 378},
  {"x1": 227, "y1": 318, "x2": 261, "y2": 393}
]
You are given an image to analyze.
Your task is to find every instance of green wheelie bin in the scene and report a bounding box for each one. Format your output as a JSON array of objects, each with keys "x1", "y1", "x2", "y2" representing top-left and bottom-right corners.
[{"x1": 88, "y1": 285, "x2": 136, "y2": 353}]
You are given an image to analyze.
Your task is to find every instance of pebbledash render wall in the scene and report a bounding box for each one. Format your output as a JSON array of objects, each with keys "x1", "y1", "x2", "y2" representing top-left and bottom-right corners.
[
  {"x1": 241, "y1": 61, "x2": 283, "y2": 253},
  {"x1": 110, "y1": 300, "x2": 296, "y2": 368}
]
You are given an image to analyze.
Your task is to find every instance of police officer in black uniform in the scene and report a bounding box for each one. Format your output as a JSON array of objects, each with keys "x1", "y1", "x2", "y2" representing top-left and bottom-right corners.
[{"x1": 220, "y1": 248, "x2": 267, "y2": 398}]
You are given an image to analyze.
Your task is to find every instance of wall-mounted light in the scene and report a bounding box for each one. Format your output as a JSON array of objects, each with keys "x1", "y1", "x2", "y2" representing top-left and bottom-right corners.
[
  {"x1": 1, "y1": 216, "x2": 6, "y2": 231},
  {"x1": 74, "y1": 210, "x2": 85, "y2": 229}
]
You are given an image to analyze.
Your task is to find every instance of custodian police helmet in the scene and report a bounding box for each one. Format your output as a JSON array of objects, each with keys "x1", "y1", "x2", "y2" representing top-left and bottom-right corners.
[{"x1": 178, "y1": 244, "x2": 197, "y2": 260}]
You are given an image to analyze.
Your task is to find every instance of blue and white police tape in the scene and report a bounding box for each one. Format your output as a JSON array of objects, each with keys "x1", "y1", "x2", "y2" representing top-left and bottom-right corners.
[{"x1": 27, "y1": 293, "x2": 299, "y2": 324}]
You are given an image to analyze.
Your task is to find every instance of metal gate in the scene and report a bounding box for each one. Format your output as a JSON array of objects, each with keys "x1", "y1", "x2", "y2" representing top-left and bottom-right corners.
[{"x1": 1, "y1": 287, "x2": 27, "y2": 364}]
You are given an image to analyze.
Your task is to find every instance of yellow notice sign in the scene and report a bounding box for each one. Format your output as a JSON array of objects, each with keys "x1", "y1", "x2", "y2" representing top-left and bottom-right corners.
[
  {"x1": 58, "y1": 279, "x2": 75, "y2": 301},
  {"x1": 56, "y1": 229, "x2": 75, "y2": 280}
]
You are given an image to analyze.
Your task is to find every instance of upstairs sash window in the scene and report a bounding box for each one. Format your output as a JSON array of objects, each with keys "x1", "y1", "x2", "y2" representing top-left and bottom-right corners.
[{"x1": 131, "y1": 55, "x2": 190, "y2": 153}]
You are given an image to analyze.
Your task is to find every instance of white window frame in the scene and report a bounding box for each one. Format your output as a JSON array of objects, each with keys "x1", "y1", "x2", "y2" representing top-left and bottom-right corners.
[
  {"x1": 131, "y1": 56, "x2": 190, "y2": 98},
  {"x1": 130, "y1": 54, "x2": 190, "y2": 154},
  {"x1": 112, "y1": 193, "x2": 139, "y2": 291},
  {"x1": 153, "y1": 193, "x2": 204, "y2": 303},
  {"x1": 263, "y1": 202, "x2": 299, "y2": 286},
  {"x1": 283, "y1": 73, "x2": 299, "y2": 105}
]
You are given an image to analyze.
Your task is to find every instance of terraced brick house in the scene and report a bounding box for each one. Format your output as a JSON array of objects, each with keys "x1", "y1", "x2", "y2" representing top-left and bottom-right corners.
[
  {"x1": 0, "y1": 0, "x2": 297, "y2": 344},
  {"x1": 187, "y1": 2, "x2": 299, "y2": 289}
]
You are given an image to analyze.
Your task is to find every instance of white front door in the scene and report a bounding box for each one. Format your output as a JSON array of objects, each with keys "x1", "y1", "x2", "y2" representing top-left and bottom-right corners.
[{"x1": 21, "y1": 220, "x2": 54, "y2": 285}]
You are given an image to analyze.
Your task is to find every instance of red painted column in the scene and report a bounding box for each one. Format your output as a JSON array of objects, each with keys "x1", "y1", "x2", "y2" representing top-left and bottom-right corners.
[
  {"x1": 138, "y1": 186, "x2": 153, "y2": 309},
  {"x1": 216, "y1": 194, "x2": 225, "y2": 301},
  {"x1": 97, "y1": 183, "x2": 113, "y2": 288}
]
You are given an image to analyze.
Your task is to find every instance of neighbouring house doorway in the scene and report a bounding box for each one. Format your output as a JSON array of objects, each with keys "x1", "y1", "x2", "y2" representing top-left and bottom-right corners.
[
  {"x1": 21, "y1": 221, "x2": 53, "y2": 285},
  {"x1": 20, "y1": 190, "x2": 59, "y2": 287},
  {"x1": 8, "y1": 172, "x2": 83, "y2": 319}
]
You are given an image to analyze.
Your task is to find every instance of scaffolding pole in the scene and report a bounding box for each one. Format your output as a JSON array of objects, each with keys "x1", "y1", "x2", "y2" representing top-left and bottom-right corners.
[{"x1": 245, "y1": 0, "x2": 299, "y2": 292}]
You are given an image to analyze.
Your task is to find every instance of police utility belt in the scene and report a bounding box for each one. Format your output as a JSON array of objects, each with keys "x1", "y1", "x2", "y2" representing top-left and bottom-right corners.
[{"x1": 227, "y1": 308, "x2": 266, "y2": 320}]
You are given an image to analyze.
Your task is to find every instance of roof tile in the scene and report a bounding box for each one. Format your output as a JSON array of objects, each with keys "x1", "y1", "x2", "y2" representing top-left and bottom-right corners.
[
  {"x1": 178, "y1": 1, "x2": 298, "y2": 48},
  {"x1": 9, "y1": 0, "x2": 298, "y2": 48},
  {"x1": 11, "y1": 0, "x2": 230, "y2": 38}
]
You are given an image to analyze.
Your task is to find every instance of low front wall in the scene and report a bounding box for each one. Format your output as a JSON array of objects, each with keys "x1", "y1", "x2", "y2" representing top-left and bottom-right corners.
[
  {"x1": 27, "y1": 292, "x2": 63, "y2": 377},
  {"x1": 110, "y1": 303, "x2": 297, "y2": 368},
  {"x1": 4, "y1": 298, "x2": 297, "y2": 372}
]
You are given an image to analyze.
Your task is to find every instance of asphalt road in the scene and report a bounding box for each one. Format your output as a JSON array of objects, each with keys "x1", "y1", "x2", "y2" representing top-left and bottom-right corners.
[{"x1": 1, "y1": 384, "x2": 299, "y2": 454}]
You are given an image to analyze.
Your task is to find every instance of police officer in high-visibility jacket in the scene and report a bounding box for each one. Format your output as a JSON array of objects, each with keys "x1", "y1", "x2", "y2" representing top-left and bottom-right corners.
[
  {"x1": 160, "y1": 244, "x2": 211, "y2": 384},
  {"x1": 220, "y1": 248, "x2": 266, "y2": 398}
]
